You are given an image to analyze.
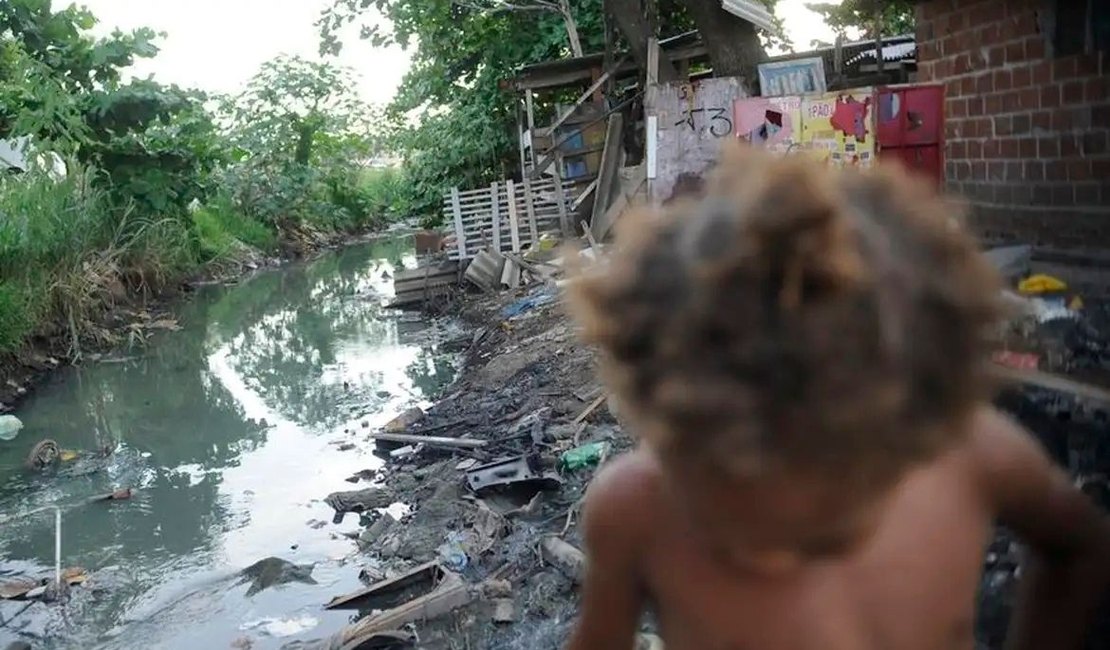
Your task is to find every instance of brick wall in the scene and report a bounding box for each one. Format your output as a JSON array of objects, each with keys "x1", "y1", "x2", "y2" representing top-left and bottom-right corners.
[{"x1": 916, "y1": 0, "x2": 1109, "y2": 249}]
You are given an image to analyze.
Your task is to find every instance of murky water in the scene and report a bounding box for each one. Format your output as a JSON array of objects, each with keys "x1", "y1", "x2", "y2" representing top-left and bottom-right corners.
[{"x1": 0, "y1": 238, "x2": 461, "y2": 649}]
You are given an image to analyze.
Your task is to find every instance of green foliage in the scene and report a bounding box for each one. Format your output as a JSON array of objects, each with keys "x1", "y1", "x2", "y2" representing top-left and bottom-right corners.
[{"x1": 805, "y1": 0, "x2": 916, "y2": 42}]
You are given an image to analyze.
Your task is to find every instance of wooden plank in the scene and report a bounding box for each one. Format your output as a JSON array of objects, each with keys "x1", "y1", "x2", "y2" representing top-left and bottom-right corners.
[
  {"x1": 646, "y1": 37, "x2": 661, "y2": 86},
  {"x1": 523, "y1": 178, "x2": 540, "y2": 247},
  {"x1": 369, "y1": 432, "x2": 487, "y2": 449},
  {"x1": 490, "y1": 182, "x2": 502, "y2": 252},
  {"x1": 573, "y1": 392, "x2": 608, "y2": 425},
  {"x1": 571, "y1": 179, "x2": 598, "y2": 211},
  {"x1": 506, "y1": 179, "x2": 521, "y2": 252},
  {"x1": 450, "y1": 188, "x2": 467, "y2": 259},
  {"x1": 546, "y1": 61, "x2": 624, "y2": 136},
  {"x1": 552, "y1": 166, "x2": 569, "y2": 237},
  {"x1": 590, "y1": 113, "x2": 624, "y2": 239}
]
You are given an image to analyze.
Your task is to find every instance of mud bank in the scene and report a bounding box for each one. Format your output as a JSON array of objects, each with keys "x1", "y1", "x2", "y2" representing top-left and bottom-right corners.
[{"x1": 305, "y1": 280, "x2": 1109, "y2": 650}]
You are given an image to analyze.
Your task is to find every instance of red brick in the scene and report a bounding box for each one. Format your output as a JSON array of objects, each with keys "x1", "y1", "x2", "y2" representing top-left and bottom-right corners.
[
  {"x1": 966, "y1": 96, "x2": 984, "y2": 116},
  {"x1": 1032, "y1": 110, "x2": 1052, "y2": 132},
  {"x1": 1094, "y1": 105, "x2": 1110, "y2": 129},
  {"x1": 994, "y1": 115, "x2": 1013, "y2": 136},
  {"x1": 1068, "y1": 160, "x2": 1092, "y2": 182},
  {"x1": 951, "y1": 140, "x2": 968, "y2": 159},
  {"x1": 1032, "y1": 184, "x2": 1053, "y2": 204},
  {"x1": 1039, "y1": 137, "x2": 1060, "y2": 157},
  {"x1": 994, "y1": 185, "x2": 1013, "y2": 203},
  {"x1": 1053, "y1": 57, "x2": 1078, "y2": 80},
  {"x1": 1061, "y1": 134, "x2": 1080, "y2": 157},
  {"x1": 1024, "y1": 161, "x2": 1044, "y2": 182},
  {"x1": 1082, "y1": 131, "x2": 1109, "y2": 155},
  {"x1": 1011, "y1": 67, "x2": 1032, "y2": 89},
  {"x1": 1018, "y1": 88, "x2": 1040, "y2": 111},
  {"x1": 1011, "y1": 114, "x2": 1031, "y2": 135},
  {"x1": 1025, "y1": 36, "x2": 1046, "y2": 61},
  {"x1": 954, "y1": 54, "x2": 972, "y2": 75},
  {"x1": 984, "y1": 139, "x2": 1001, "y2": 158},
  {"x1": 945, "y1": 78, "x2": 962, "y2": 98},
  {"x1": 1031, "y1": 61, "x2": 1052, "y2": 85},
  {"x1": 1087, "y1": 78, "x2": 1110, "y2": 103},
  {"x1": 1000, "y1": 138, "x2": 1020, "y2": 158},
  {"x1": 972, "y1": 161, "x2": 987, "y2": 180},
  {"x1": 1077, "y1": 54, "x2": 1100, "y2": 76},
  {"x1": 986, "y1": 93, "x2": 1004, "y2": 114},
  {"x1": 1005, "y1": 40, "x2": 1026, "y2": 64},
  {"x1": 988, "y1": 161, "x2": 1005, "y2": 180},
  {"x1": 1040, "y1": 84, "x2": 1060, "y2": 108},
  {"x1": 941, "y1": 35, "x2": 957, "y2": 57},
  {"x1": 968, "y1": 140, "x2": 983, "y2": 158},
  {"x1": 1094, "y1": 160, "x2": 1110, "y2": 179},
  {"x1": 1062, "y1": 81, "x2": 1085, "y2": 105},
  {"x1": 946, "y1": 122, "x2": 960, "y2": 140},
  {"x1": 1051, "y1": 184, "x2": 1074, "y2": 206},
  {"x1": 978, "y1": 73, "x2": 995, "y2": 94},
  {"x1": 919, "y1": 42, "x2": 938, "y2": 62},
  {"x1": 949, "y1": 98, "x2": 966, "y2": 118},
  {"x1": 1005, "y1": 161, "x2": 1023, "y2": 180},
  {"x1": 1011, "y1": 11, "x2": 1038, "y2": 38},
  {"x1": 1012, "y1": 183, "x2": 1033, "y2": 204},
  {"x1": 988, "y1": 45, "x2": 1006, "y2": 67},
  {"x1": 1003, "y1": 91, "x2": 1023, "y2": 112},
  {"x1": 1046, "y1": 160, "x2": 1068, "y2": 181},
  {"x1": 993, "y1": 69, "x2": 1012, "y2": 92},
  {"x1": 1019, "y1": 137, "x2": 1037, "y2": 157},
  {"x1": 977, "y1": 22, "x2": 1000, "y2": 45},
  {"x1": 1076, "y1": 184, "x2": 1100, "y2": 205},
  {"x1": 961, "y1": 76, "x2": 977, "y2": 95}
]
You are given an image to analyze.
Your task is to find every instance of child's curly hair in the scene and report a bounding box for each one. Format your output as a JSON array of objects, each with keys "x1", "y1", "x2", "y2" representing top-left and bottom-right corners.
[{"x1": 569, "y1": 144, "x2": 1002, "y2": 484}]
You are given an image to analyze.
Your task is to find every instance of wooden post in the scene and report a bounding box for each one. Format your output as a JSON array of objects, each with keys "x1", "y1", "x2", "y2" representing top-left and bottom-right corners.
[
  {"x1": 450, "y1": 187, "x2": 467, "y2": 260},
  {"x1": 490, "y1": 182, "x2": 502, "y2": 252},
  {"x1": 525, "y1": 89, "x2": 536, "y2": 131},
  {"x1": 552, "y1": 159, "x2": 570, "y2": 237},
  {"x1": 646, "y1": 37, "x2": 660, "y2": 87},
  {"x1": 523, "y1": 178, "x2": 539, "y2": 247},
  {"x1": 646, "y1": 115, "x2": 657, "y2": 204},
  {"x1": 506, "y1": 179, "x2": 521, "y2": 252},
  {"x1": 874, "y1": 4, "x2": 884, "y2": 76}
]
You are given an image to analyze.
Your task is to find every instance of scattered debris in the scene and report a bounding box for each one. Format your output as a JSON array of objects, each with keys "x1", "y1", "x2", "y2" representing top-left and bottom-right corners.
[
  {"x1": 25, "y1": 438, "x2": 60, "y2": 470},
  {"x1": 561, "y1": 442, "x2": 609, "y2": 471},
  {"x1": 326, "y1": 561, "x2": 453, "y2": 611},
  {"x1": 237, "y1": 558, "x2": 317, "y2": 597},
  {"x1": 540, "y1": 536, "x2": 586, "y2": 584},
  {"x1": 0, "y1": 414, "x2": 22, "y2": 441},
  {"x1": 346, "y1": 469, "x2": 377, "y2": 483},
  {"x1": 492, "y1": 598, "x2": 516, "y2": 624},
  {"x1": 90, "y1": 488, "x2": 133, "y2": 502},
  {"x1": 1018, "y1": 273, "x2": 1067, "y2": 295},
  {"x1": 357, "y1": 513, "x2": 397, "y2": 551},
  {"x1": 0, "y1": 577, "x2": 38, "y2": 600},
  {"x1": 465, "y1": 456, "x2": 562, "y2": 494},
  {"x1": 383, "y1": 407, "x2": 426, "y2": 433},
  {"x1": 324, "y1": 488, "x2": 396, "y2": 516},
  {"x1": 572, "y1": 392, "x2": 609, "y2": 425}
]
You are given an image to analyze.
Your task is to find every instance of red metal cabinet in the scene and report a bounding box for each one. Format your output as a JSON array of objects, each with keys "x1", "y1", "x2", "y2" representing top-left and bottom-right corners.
[{"x1": 877, "y1": 84, "x2": 945, "y2": 187}]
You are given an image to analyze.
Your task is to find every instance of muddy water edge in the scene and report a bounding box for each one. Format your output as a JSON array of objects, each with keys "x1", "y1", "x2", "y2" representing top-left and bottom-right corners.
[{"x1": 0, "y1": 237, "x2": 464, "y2": 649}]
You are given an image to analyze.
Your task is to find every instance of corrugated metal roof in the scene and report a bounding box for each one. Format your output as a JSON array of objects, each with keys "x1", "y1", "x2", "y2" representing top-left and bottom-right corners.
[
  {"x1": 721, "y1": 0, "x2": 778, "y2": 34},
  {"x1": 845, "y1": 41, "x2": 917, "y2": 65}
]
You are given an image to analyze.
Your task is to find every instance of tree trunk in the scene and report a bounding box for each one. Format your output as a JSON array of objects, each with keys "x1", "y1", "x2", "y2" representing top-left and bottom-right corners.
[
  {"x1": 682, "y1": 0, "x2": 767, "y2": 90},
  {"x1": 557, "y1": 0, "x2": 584, "y2": 57},
  {"x1": 604, "y1": 0, "x2": 679, "y2": 82}
]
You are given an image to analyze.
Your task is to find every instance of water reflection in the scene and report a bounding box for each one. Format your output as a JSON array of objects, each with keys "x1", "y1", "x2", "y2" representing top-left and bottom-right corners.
[{"x1": 0, "y1": 237, "x2": 460, "y2": 649}]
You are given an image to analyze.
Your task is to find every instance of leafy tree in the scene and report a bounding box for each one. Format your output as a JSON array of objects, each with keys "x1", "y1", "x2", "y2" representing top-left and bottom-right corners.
[
  {"x1": 805, "y1": 0, "x2": 916, "y2": 41},
  {"x1": 219, "y1": 55, "x2": 385, "y2": 229}
]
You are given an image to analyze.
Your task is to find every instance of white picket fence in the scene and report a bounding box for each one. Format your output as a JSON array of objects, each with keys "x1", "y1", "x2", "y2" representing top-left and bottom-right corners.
[{"x1": 444, "y1": 177, "x2": 572, "y2": 261}]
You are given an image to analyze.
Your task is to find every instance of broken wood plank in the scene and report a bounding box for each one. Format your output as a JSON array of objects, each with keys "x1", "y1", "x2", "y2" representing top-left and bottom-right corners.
[
  {"x1": 326, "y1": 561, "x2": 445, "y2": 610},
  {"x1": 490, "y1": 182, "x2": 502, "y2": 252},
  {"x1": 450, "y1": 188, "x2": 467, "y2": 260},
  {"x1": 580, "y1": 220, "x2": 601, "y2": 251},
  {"x1": 571, "y1": 178, "x2": 598, "y2": 211},
  {"x1": 506, "y1": 180, "x2": 521, "y2": 252},
  {"x1": 331, "y1": 569, "x2": 472, "y2": 649},
  {"x1": 540, "y1": 536, "x2": 586, "y2": 584},
  {"x1": 573, "y1": 392, "x2": 608, "y2": 425},
  {"x1": 590, "y1": 113, "x2": 625, "y2": 239},
  {"x1": 523, "y1": 178, "x2": 539, "y2": 245},
  {"x1": 553, "y1": 167, "x2": 570, "y2": 236},
  {"x1": 992, "y1": 365, "x2": 1110, "y2": 406},
  {"x1": 369, "y1": 432, "x2": 488, "y2": 449}
]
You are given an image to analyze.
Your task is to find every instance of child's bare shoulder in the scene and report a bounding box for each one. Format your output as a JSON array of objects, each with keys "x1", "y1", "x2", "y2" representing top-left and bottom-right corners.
[{"x1": 582, "y1": 448, "x2": 666, "y2": 546}]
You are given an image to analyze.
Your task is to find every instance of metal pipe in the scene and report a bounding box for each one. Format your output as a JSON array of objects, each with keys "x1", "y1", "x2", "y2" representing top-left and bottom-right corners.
[{"x1": 5, "y1": 505, "x2": 63, "y2": 586}]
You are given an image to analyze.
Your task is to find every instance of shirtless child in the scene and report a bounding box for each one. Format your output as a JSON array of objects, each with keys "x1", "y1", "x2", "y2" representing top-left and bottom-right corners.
[{"x1": 566, "y1": 145, "x2": 1110, "y2": 650}]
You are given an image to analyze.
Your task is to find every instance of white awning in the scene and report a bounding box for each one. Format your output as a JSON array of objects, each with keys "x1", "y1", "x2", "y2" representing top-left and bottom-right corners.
[
  {"x1": 721, "y1": 0, "x2": 779, "y2": 34},
  {"x1": 845, "y1": 41, "x2": 917, "y2": 65}
]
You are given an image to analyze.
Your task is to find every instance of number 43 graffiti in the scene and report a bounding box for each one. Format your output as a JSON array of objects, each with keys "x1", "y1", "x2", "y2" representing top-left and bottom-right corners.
[{"x1": 675, "y1": 107, "x2": 733, "y2": 137}]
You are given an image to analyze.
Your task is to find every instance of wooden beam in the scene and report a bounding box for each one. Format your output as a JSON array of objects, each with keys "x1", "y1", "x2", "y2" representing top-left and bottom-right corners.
[
  {"x1": 552, "y1": 161, "x2": 570, "y2": 237},
  {"x1": 369, "y1": 432, "x2": 487, "y2": 449},
  {"x1": 450, "y1": 188, "x2": 467, "y2": 259},
  {"x1": 546, "y1": 59, "x2": 626, "y2": 136},
  {"x1": 646, "y1": 37, "x2": 660, "y2": 86},
  {"x1": 490, "y1": 182, "x2": 502, "y2": 252},
  {"x1": 523, "y1": 178, "x2": 539, "y2": 246},
  {"x1": 590, "y1": 113, "x2": 624, "y2": 238},
  {"x1": 506, "y1": 180, "x2": 521, "y2": 252}
]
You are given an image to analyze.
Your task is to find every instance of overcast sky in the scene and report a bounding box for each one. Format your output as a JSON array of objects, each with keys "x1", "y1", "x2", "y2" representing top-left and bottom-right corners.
[{"x1": 81, "y1": 0, "x2": 839, "y2": 105}]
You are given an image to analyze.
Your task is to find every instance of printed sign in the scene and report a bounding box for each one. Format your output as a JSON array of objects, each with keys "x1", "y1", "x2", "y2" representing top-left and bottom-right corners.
[
  {"x1": 757, "y1": 57, "x2": 827, "y2": 97},
  {"x1": 733, "y1": 96, "x2": 802, "y2": 155},
  {"x1": 799, "y1": 89, "x2": 875, "y2": 168}
]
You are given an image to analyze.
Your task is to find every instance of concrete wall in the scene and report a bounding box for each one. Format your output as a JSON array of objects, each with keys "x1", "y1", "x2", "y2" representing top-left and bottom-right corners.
[
  {"x1": 916, "y1": 0, "x2": 1110, "y2": 249},
  {"x1": 645, "y1": 77, "x2": 749, "y2": 202}
]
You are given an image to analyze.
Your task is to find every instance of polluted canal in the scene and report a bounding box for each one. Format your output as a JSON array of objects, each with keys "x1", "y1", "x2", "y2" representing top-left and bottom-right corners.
[{"x1": 0, "y1": 238, "x2": 463, "y2": 649}]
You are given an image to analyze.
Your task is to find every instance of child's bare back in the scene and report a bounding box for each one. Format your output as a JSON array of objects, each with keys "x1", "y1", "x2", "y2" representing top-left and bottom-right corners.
[{"x1": 566, "y1": 146, "x2": 1110, "y2": 650}]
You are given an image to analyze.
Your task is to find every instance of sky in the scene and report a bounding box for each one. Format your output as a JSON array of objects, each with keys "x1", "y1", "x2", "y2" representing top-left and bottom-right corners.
[{"x1": 81, "y1": 0, "x2": 841, "y2": 105}]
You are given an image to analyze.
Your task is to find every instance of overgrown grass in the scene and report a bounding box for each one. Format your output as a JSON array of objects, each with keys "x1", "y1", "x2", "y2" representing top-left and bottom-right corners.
[{"x1": 192, "y1": 198, "x2": 277, "y2": 261}]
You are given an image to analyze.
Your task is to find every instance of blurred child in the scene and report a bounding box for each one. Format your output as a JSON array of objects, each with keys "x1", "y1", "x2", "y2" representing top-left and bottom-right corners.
[{"x1": 567, "y1": 145, "x2": 1110, "y2": 650}]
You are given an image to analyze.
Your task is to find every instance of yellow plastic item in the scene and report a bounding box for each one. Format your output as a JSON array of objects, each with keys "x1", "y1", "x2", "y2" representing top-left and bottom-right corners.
[
  {"x1": 59, "y1": 449, "x2": 79, "y2": 462},
  {"x1": 1018, "y1": 274, "x2": 1068, "y2": 295},
  {"x1": 1069, "y1": 295, "x2": 1084, "y2": 311}
]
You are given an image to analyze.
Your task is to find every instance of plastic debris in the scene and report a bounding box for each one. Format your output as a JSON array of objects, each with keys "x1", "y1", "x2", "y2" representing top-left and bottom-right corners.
[
  {"x1": 0, "y1": 414, "x2": 22, "y2": 441},
  {"x1": 561, "y1": 442, "x2": 610, "y2": 471},
  {"x1": 436, "y1": 532, "x2": 469, "y2": 572},
  {"x1": 1018, "y1": 274, "x2": 1067, "y2": 295}
]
